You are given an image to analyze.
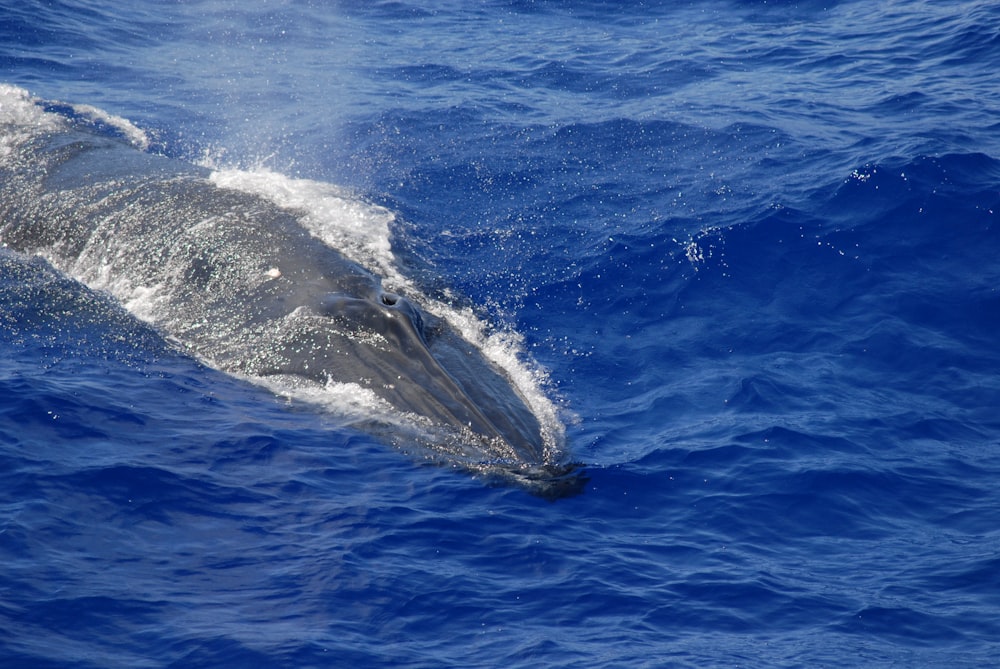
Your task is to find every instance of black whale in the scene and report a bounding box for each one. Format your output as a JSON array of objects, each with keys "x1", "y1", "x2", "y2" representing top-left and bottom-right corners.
[{"x1": 0, "y1": 99, "x2": 582, "y2": 496}]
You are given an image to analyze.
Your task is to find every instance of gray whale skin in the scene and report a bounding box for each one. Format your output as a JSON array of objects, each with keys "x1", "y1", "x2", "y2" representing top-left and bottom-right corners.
[{"x1": 0, "y1": 112, "x2": 582, "y2": 497}]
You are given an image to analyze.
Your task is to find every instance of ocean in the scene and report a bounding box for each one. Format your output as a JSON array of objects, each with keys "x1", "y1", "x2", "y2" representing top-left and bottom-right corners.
[{"x1": 2, "y1": 1, "x2": 1000, "y2": 667}]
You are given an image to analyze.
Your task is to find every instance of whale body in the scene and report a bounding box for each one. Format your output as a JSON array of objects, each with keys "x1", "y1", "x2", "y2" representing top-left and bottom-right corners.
[{"x1": 0, "y1": 88, "x2": 581, "y2": 495}]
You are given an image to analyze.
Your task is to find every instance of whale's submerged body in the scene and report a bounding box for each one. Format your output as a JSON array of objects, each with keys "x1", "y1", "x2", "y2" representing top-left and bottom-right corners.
[{"x1": 0, "y1": 87, "x2": 581, "y2": 496}]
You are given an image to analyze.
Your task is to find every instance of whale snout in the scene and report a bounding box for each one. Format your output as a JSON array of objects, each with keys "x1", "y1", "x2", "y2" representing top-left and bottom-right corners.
[{"x1": 313, "y1": 288, "x2": 549, "y2": 466}]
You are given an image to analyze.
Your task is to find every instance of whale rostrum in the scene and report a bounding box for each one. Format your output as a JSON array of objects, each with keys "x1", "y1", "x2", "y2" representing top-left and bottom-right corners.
[{"x1": 0, "y1": 100, "x2": 582, "y2": 496}]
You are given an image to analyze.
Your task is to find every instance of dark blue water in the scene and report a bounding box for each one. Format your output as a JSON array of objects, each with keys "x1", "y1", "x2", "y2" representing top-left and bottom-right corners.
[{"x1": 3, "y1": 1, "x2": 1000, "y2": 666}]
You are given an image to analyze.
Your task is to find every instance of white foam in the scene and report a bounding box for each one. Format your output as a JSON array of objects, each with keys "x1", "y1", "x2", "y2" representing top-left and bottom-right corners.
[
  {"x1": 433, "y1": 304, "x2": 567, "y2": 459},
  {"x1": 70, "y1": 103, "x2": 151, "y2": 151},
  {"x1": 0, "y1": 85, "x2": 63, "y2": 159},
  {"x1": 255, "y1": 374, "x2": 401, "y2": 423},
  {"x1": 208, "y1": 168, "x2": 401, "y2": 287},
  {"x1": 0, "y1": 85, "x2": 150, "y2": 155}
]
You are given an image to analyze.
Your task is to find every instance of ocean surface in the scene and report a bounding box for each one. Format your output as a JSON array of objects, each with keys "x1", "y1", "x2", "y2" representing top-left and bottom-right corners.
[{"x1": 2, "y1": 1, "x2": 1000, "y2": 666}]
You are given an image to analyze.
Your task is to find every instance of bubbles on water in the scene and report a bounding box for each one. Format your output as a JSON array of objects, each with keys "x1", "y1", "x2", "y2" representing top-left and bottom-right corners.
[
  {"x1": 674, "y1": 226, "x2": 728, "y2": 274},
  {"x1": 685, "y1": 241, "x2": 705, "y2": 264}
]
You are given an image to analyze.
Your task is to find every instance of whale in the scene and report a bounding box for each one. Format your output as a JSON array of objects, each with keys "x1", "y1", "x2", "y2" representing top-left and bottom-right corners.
[{"x1": 0, "y1": 89, "x2": 582, "y2": 496}]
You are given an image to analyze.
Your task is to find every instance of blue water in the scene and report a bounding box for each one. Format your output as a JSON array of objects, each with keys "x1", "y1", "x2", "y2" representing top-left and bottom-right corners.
[{"x1": 3, "y1": 0, "x2": 1000, "y2": 666}]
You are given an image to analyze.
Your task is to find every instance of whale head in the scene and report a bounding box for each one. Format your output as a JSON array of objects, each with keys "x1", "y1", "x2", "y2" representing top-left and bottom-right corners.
[{"x1": 222, "y1": 269, "x2": 585, "y2": 496}]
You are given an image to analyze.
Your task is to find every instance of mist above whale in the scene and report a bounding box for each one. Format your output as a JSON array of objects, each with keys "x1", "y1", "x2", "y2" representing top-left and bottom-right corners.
[{"x1": 0, "y1": 88, "x2": 581, "y2": 495}]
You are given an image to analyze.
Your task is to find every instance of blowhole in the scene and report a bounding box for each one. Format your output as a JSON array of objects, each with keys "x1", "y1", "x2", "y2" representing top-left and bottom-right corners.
[{"x1": 381, "y1": 293, "x2": 399, "y2": 306}]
